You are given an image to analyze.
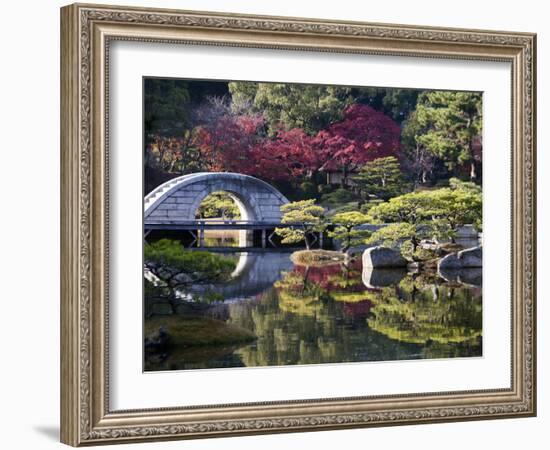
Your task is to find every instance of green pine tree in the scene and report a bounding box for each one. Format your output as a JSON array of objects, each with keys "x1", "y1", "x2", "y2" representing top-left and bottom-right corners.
[
  {"x1": 354, "y1": 156, "x2": 408, "y2": 201},
  {"x1": 275, "y1": 200, "x2": 326, "y2": 250}
]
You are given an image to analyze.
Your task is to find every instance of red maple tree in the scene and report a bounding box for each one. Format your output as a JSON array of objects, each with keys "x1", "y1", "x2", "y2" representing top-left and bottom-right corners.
[
  {"x1": 196, "y1": 114, "x2": 265, "y2": 173},
  {"x1": 312, "y1": 104, "x2": 401, "y2": 186},
  {"x1": 194, "y1": 103, "x2": 401, "y2": 186}
]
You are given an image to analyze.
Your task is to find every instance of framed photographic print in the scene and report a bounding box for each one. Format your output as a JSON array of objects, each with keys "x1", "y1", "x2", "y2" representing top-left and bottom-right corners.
[{"x1": 60, "y1": 3, "x2": 537, "y2": 446}]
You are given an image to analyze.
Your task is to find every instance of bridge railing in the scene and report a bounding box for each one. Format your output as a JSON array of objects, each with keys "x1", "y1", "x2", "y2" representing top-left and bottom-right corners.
[
  {"x1": 144, "y1": 219, "x2": 304, "y2": 228},
  {"x1": 144, "y1": 219, "x2": 383, "y2": 228}
]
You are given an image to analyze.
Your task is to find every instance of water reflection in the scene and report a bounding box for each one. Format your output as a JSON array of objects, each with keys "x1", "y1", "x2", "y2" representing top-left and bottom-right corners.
[
  {"x1": 438, "y1": 267, "x2": 482, "y2": 287},
  {"x1": 144, "y1": 251, "x2": 482, "y2": 371},
  {"x1": 362, "y1": 267, "x2": 408, "y2": 288},
  {"x1": 366, "y1": 278, "x2": 482, "y2": 345}
]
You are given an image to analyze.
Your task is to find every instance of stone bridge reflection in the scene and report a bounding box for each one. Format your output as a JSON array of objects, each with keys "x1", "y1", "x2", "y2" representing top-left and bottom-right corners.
[{"x1": 188, "y1": 251, "x2": 294, "y2": 302}]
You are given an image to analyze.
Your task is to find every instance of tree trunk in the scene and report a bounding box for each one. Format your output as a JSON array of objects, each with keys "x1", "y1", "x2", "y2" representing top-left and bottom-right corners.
[
  {"x1": 412, "y1": 235, "x2": 419, "y2": 253},
  {"x1": 450, "y1": 223, "x2": 457, "y2": 243},
  {"x1": 304, "y1": 232, "x2": 311, "y2": 250},
  {"x1": 342, "y1": 241, "x2": 350, "y2": 254},
  {"x1": 341, "y1": 166, "x2": 348, "y2": 188},
  {"x1": 169, "y1": 158, "x2": 177, "y2": 173},
  {"x1": 158, "y1": 145, "x2": 166, "y2": 170},
  {"x1": 431, "y1": 285, "x2": 439, "y2": 302},
  {"x1": 342, "y1": 226, "x2": 353, "y2": 254},
  {"x1": 300, "y1": 265, "x2": 311, "y2": 294},
  {"x1": 470, "y1": 161, "x2": 477, "y2": 181}
]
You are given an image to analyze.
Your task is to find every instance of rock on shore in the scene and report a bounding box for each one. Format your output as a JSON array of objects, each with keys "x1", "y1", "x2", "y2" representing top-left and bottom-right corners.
[
  {"x1": 438, "y1": 246, "x2": 482, "y2": 270},
  {"x1": 362, "y1": 246, "x2": 408, "y2": 268}
]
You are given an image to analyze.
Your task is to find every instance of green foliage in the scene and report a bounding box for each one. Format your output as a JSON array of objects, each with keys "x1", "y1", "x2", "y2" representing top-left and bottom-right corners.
[
  {"x1": 354, "y1": 156, "x2": 408, "y2": 200},
  {"x1": 144, "y1": 316, "x2": 256, "y2": 347},
  {"x1": 228, "y1": 82, "x2": 353, "y2": 135},
  {"x1": 449, "y1": 177, "x2": 482, "y2": 194},
  {"x1": 275, "y1": 270, "x2": 326, "y2": 317},
  {"x1": 359, "y1": 199, "x2": 384, "y2": 214},
  {"x1": 196, "y1": 191, "x2": 241, "y2": 219},
  {"x1": 298, "y1": 181, "x2": 319, "y2": 200},
  {"x1": 351, "y1": 87, "x2": 420, "y2": 123},
  {"x1": 367, "y1": 276, "x2": 482, "y2": 344},
  {"x1": 275, "y1": 200, "x2": 326, "y2": 249},
  {"x1": 144, "y1": 79, "x2": 191, "y2": 135},
  {"x1": 145, "y1": 80, "x2": 485, "y2": 202},
  {"x1": 366, "y1": 185, "x2": 482, "y2": 257},
  {"x1": 317, "y1": 184, "x2": 333, "y2": 195},
  {"x1": 226, "y1": 81, "x2": 258, "y2": 112},
  {"x1": 366, "y1": 222, "x2": 431, "y2": 260},
  {"x1": 413, "y1": 91, "x2": 482, "y2": 176},
  {"x1": 329, "y1": 202, "x2": 361, "y2": 215},
  {"x1": 320, "y1": 188, "x2": 359, "y2": 207},
  {"x1": 329, "y1": 211, "x2": 372, "y2": 252},
  {"x1": 426, "y1": 187, "x2": 482, "y2": 234},
  {"x1": 144, "y1": 239, "x2": 236, "y2": 286},
  {"x1": 399, "y1": 110, "x2": 437, "y2": 185},
  {"x1": 367, "y1": 223, "x2": 417, "y2": 248},
  {"x1": 368, "y1": 187, "x2": 481, "y2": 232},
  {"x1": 448, "y1": 177, "x2": 483, "y2": 230},
  {"x1": 279, "y1": 199, "x2": 326, "y2": 224},
  {"x1": 331, "y1": 211, "x2": 371, "y2": 227},
  {"x1": 380, "y1": 89, "x2": 420, "y2": 122},
  {"x1": 368, "y1": 190, "x2": 440, "y2": 225}
]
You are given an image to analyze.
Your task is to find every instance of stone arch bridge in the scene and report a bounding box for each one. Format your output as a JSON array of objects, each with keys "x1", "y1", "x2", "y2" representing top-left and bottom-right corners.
[
  {"x1": 144, "y1": 172, "x2": 290, "y2": 247},
  {"x1": 144, "y1": 172, "x2": 289, "y2": 223}
]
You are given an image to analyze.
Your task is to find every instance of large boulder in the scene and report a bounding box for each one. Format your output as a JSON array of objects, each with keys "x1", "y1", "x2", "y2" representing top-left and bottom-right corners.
[
  {"x1": 362, "y1": 246, "x2": 408, "y2": 269},
  {"x1": 438, "y1": 246, "x2": 482, "y2": 271},
  {"x1": 459, "y1": 246, "x2": 482, "y2": 267}
]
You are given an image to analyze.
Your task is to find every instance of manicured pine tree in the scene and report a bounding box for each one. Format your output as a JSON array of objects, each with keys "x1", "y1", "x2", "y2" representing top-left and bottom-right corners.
[
  {"x1": 275, "y1": 200, "x2": 326, "y2": 250},
  {"x1": 329, "y1": 211, "x2": 372, "y2": 253},
  {"x1": 353, "y1": 156, "x2": 408, "y2": 201}
]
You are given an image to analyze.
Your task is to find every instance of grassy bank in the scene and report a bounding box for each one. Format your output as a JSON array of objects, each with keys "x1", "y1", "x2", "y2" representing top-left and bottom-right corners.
[{"x1": 145, "y1": 315, "x2": 256, "y2": 348}]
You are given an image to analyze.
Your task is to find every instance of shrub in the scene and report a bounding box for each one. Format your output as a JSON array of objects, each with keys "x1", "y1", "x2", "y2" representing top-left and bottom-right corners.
[
  {"x1": 298, "y1": 181, "x2": 318, "y2": 200},
  {"x1": 321, "y1": 188, "x2": 359, "y2": 207}
]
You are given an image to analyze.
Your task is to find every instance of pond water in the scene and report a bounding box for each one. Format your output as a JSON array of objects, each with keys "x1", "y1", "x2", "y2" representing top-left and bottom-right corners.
[{"x1": 144, "y1": 250, "x2": 482, "y2": 372}]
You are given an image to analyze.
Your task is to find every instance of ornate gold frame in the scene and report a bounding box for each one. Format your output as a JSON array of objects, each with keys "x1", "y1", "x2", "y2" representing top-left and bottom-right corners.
[{"x1": 60, "y1": 3, "x2": 536, "y2": 446}]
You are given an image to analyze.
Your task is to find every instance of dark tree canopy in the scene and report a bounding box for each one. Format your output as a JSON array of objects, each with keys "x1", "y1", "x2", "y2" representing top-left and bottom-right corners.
[
  {"x1": 228, "y1": 82, "x2": 353, "y2": 135},
  {"x1": 412, "y1": 91, "x2": 482, "y2": 180},
  {"x1": 144, "y1": 79, "x2": 191, "y2": 135},
  {"x1": 143, "y1": 78, "x2": 483, "y2": 204}
]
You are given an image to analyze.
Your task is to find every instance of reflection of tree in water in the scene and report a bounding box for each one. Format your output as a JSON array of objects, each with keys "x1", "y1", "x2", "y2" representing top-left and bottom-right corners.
[
  {"x1": 227, "y1": 288, "x2": 341, "y2": 367},
  {"x1": 274, "y1": 269, "x2": 326, "y2": 317},
  {"x1": 226, "y1": 264, "x2": 482, "y2": 367},
  {"x1": 367, "y1": 275, "x2": 482, "y2": 345},
  {"x1": 275, "y1": 262, "x2": 376, "y2": 309},
  {"x1": 145, "y1": 245, "x2": 482, "y2": 369},
  {"x1": 227, "y1": 264, "x2": 428, "y2": 367}
]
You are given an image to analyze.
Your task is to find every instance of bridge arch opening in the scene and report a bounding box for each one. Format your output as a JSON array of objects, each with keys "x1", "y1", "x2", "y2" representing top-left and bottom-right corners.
[
  {"x1": 195, "y1": 191, "x2": 243, "y2": 221},
  {"x1": 195, "y1": 190, "x2": 252, "y2": 247}
]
